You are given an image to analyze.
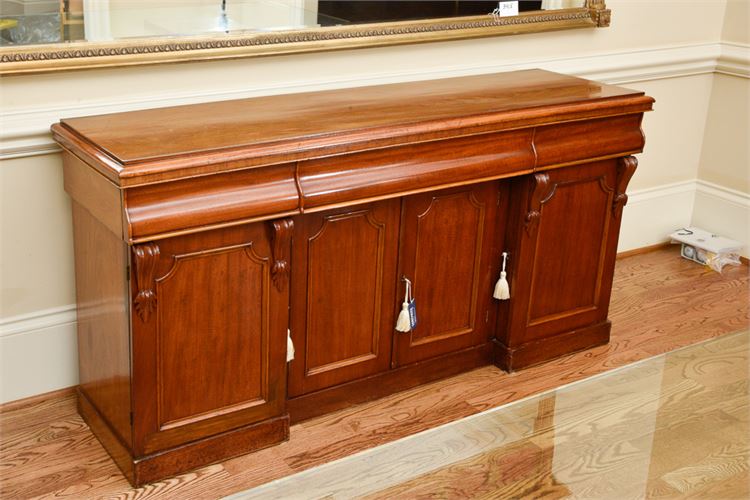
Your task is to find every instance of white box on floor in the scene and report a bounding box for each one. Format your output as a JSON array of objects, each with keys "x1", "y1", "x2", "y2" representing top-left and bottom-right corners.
[{"x1": 669, "y1": 227, "x2": 742, "y2": 272}]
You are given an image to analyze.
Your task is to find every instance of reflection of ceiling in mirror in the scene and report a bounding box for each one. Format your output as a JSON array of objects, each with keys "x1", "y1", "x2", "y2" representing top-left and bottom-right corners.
[{"x1": 0, "y1": 0, "x2": 585, "y2": 46}]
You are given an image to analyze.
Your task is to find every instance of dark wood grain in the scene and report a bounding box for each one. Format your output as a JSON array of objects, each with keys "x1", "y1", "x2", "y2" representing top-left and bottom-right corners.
[
  {"x1": 288, "y1": 200, "x2": 401, "y2": 396},
  {"x1": 130, "y1": 223, "x2": 289, "y2": 457},
  {"x1": 393, "y1": 183, "x2": 501, "y2": 366},
  {"x1": 1, "y1": 247, "x2": 747, "y2": 499},
  {"x1": 133, "y1": 416, "x2": 289, "y2": 487},
  {"x1": 288, "y1": 344, "x2": 492, "y2": 423},
  {"x1": 298, "y1": 129, "x2": 534, "y2": 210},
  {"x1": 77, "y1": 388, "x2": 135, "y2": 484},
  {"x1": 132, "y1": 241, "x2": 159, "y2": 323},
  {"x1": 499, "y1": 159, "x2": 634, "y2": 370},
  {"x1": 71, "y1": 202, "x2": 132, "y2": 449},
  {"x1": 53, "y1": 70, "x2": 653, "y2": 247},
  {"x1": 527, "y1": 164, "x2": 613, "y2": 327},
  {"x1": 124, "y1": 163, "x2": 299, "y2": 241},
  {"x1": 534, "y1": 114, "x2": 645, "y2": 168},
  {"x1": 63, "y1": 151, "x2": 124, "y2": 238},
  {"x1": 270, "y1": 219, "x2": 294, "y2": 293},
  {"x1": 52, "y1": 70, "x2": 655, "y2": 486},
  {"x1": 53, "y1": 70, "x2": 652, "y2": 186},
  {"x1": 495, "y1": 320, "x2": 611, "y2": 371}
]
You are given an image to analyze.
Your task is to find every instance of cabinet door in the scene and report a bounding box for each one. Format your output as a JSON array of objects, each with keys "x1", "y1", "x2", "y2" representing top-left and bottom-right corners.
[
  {"x1": 130, "y1": 221, "x2": 291, "y2": 455},
  {"x1": 288, "y1": 199, "x2": 400, "y2": 397},
  {"x1": 503, "y1": 159, "x2": 635, "y2": 356},
  {"x1": 393, "y1": 183, "x2": 503, "y2": 366}
]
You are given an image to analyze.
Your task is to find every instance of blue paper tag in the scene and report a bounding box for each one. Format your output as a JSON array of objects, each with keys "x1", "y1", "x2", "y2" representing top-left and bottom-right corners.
[{"x1": 408, "y1": 299, "x2": 417, "y2": 329}]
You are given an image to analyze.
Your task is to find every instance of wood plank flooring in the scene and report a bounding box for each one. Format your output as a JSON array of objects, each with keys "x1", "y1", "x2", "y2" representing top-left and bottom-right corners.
[
  {"x1": 1, "y1": 247, "x2": 748, "y2": 499},
  {"x1": 233, "y1": 330, "x2": 749, "y2": 499}
]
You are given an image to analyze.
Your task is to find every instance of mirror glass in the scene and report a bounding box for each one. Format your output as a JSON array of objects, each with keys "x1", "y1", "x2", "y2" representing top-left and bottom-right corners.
[{"x1": 1, "y1": 0, "x2": 585, "y2": 46}]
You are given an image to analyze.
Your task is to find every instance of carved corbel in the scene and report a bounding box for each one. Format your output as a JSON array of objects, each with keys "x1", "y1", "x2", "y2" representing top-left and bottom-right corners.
[
  {"x1": 132, "y1": 242, "x2": 160, "y2": 322},
  {"x1": 588, "y1": 0, "x2": 611, "y2": 27},
  {"x1": 612, "y1": 156, "x2": 638, "y2": 219},
  {"x1": 270, "y1": 219, "x2": 294, "y2": 292},
  {"x1": 525, "y1": 173, "x2": 555, "y2": 236}
]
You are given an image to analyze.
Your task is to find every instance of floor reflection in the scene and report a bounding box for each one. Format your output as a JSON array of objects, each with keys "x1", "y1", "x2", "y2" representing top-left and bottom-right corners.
[{"x1": 229, "y1": 330, "x2": 749, "y2": 499}]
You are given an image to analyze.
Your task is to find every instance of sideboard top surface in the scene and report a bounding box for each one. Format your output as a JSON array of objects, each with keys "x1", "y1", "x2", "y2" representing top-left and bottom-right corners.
[{"x1": 53, "y1": 70, "x2": 653, "y2": 186}]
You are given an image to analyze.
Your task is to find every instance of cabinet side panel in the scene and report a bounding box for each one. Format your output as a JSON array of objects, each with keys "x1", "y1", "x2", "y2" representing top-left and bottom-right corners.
[
  {"x1": 72, "y1": 202, "x2": 132, "y2": 447},
  {"x1": 63, "y1": 151, "x2": 124, "y2": 239}
]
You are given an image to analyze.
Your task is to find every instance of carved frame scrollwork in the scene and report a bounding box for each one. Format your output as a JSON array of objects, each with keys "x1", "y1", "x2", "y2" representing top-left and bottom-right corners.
[
  {"x1": 525, "y1": 172, "x2": 556, "y2": 236},
  {"x1": 612, "y1": 156, "x2": 638, "y2": 219},
  {"x1": 0, "y1": 1, "x2": 609, "y2": 75},
  {"x1": 270, "y1": 219, "x2": 294, "y2": 292},
  {"x1": 132, "y1": 242, "x2": 160, "y2": 323}
]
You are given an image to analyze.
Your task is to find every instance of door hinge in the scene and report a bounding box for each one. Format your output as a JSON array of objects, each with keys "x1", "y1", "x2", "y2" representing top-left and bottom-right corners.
[
  {"x1": 126, "y1": 265, "x2": 131, "y2": 281},
  {"x1": 129, "y1": 411, "x2": 134, "y2": 426}
]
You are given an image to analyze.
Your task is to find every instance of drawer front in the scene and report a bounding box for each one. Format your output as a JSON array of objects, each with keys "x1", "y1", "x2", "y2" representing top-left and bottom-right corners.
[
  {"x1": 298, "y1": 129, "x2": 534, "y2": 211},
  {"x1": 125, "y1": 164, "x2": 299, "y2": 242}
]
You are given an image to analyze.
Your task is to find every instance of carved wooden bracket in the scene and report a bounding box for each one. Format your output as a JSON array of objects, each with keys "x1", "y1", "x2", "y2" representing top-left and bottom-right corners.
[
  {"x1": 525, "y1": 173, "x2": 554, "y2": 236},
  {"x1": 612, "y1": 156, "x2": 638, "y2": 219},
  {"x1": 132, "y1": 242, "x2": 160, "y2": 323},
  {"x1": 270, "y1": 219, "x2": 294, "y2": 292},
  {"x1": 588, "y1": 0, "x2": 611, "y2": 27}
]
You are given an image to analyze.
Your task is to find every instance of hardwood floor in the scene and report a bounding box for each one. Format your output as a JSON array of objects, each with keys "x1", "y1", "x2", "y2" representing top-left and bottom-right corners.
[
  {"x1": 1, "y1": 247, "x2": 748, "y2": 499},
  {"x1": 232, "y1": 330, "x2": 749, "y2": 499}
]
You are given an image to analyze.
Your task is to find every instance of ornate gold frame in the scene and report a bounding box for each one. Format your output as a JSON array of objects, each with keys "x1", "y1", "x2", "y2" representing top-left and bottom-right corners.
[{"x1": 0, "y1": 1, "x2": 609, "y2": 75}]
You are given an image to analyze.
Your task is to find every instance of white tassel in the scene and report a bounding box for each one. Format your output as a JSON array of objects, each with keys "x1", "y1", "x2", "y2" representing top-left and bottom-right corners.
[
  {"x1": 493, "y1": 271, "x2": 510, "y2": 300},
  {"x1": 395, "y1": 278, "x2": 412, "y2": 332},
  {"x1": 395, "y1": 301, "x2": 411, "y2": 332},
  {"x1": 493, "y1": 252, "x2": 510, "y2": 300},
  {"x1": 286, "y1": 329, "x2": 295, "y2": 362}
]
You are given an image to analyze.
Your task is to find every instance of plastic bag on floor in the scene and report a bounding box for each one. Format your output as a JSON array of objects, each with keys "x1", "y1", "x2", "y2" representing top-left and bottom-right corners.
[{"x1": 669, "y1": 227, "x2": 742, "y2": 273}]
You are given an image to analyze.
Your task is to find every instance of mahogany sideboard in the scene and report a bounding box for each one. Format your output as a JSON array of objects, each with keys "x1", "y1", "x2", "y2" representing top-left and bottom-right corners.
[{"x1": 52, "y1": 70, "x2": 653, "y2": 486}]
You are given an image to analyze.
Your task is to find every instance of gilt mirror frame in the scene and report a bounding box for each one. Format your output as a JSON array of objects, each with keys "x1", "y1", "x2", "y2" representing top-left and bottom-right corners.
[{"x1": 0, "y1": 0, "x2": 609, "y2": 75}]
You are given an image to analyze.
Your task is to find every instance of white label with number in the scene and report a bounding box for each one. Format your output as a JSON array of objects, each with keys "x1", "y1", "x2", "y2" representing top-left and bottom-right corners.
[{"x1": 496, "y1": 1, "x2": 519, "y2": 17}]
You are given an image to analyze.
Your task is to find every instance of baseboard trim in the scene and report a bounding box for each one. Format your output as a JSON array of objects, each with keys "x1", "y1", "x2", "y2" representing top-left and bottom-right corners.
[
  {"x1": 0, "y1": 305, "x2": 79, "y2": 404},
  {"x1": 0, "y1": 386, "x2": 76, "y2": 412},
  {"x1": 617, "y1": 242, "x2": 672, "y2": 260},
  {"x1": 617, "y1": 181, "x2": 697, "y2": 254},
  {"x1": 692, "y1": 180, "x2": 750, "y2": 258},
  {"x1": 618, "y1": 178, "x2": 749, "y2": 257}
]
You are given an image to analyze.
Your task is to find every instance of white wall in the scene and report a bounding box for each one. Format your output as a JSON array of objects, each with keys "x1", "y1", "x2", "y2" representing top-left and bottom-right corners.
[
  {"x1": 692, "y1": 0, "x2": 750, "y2": 255},
  {"x1": 1, "y1": 0, "x2": 748, "y2": 403}
]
